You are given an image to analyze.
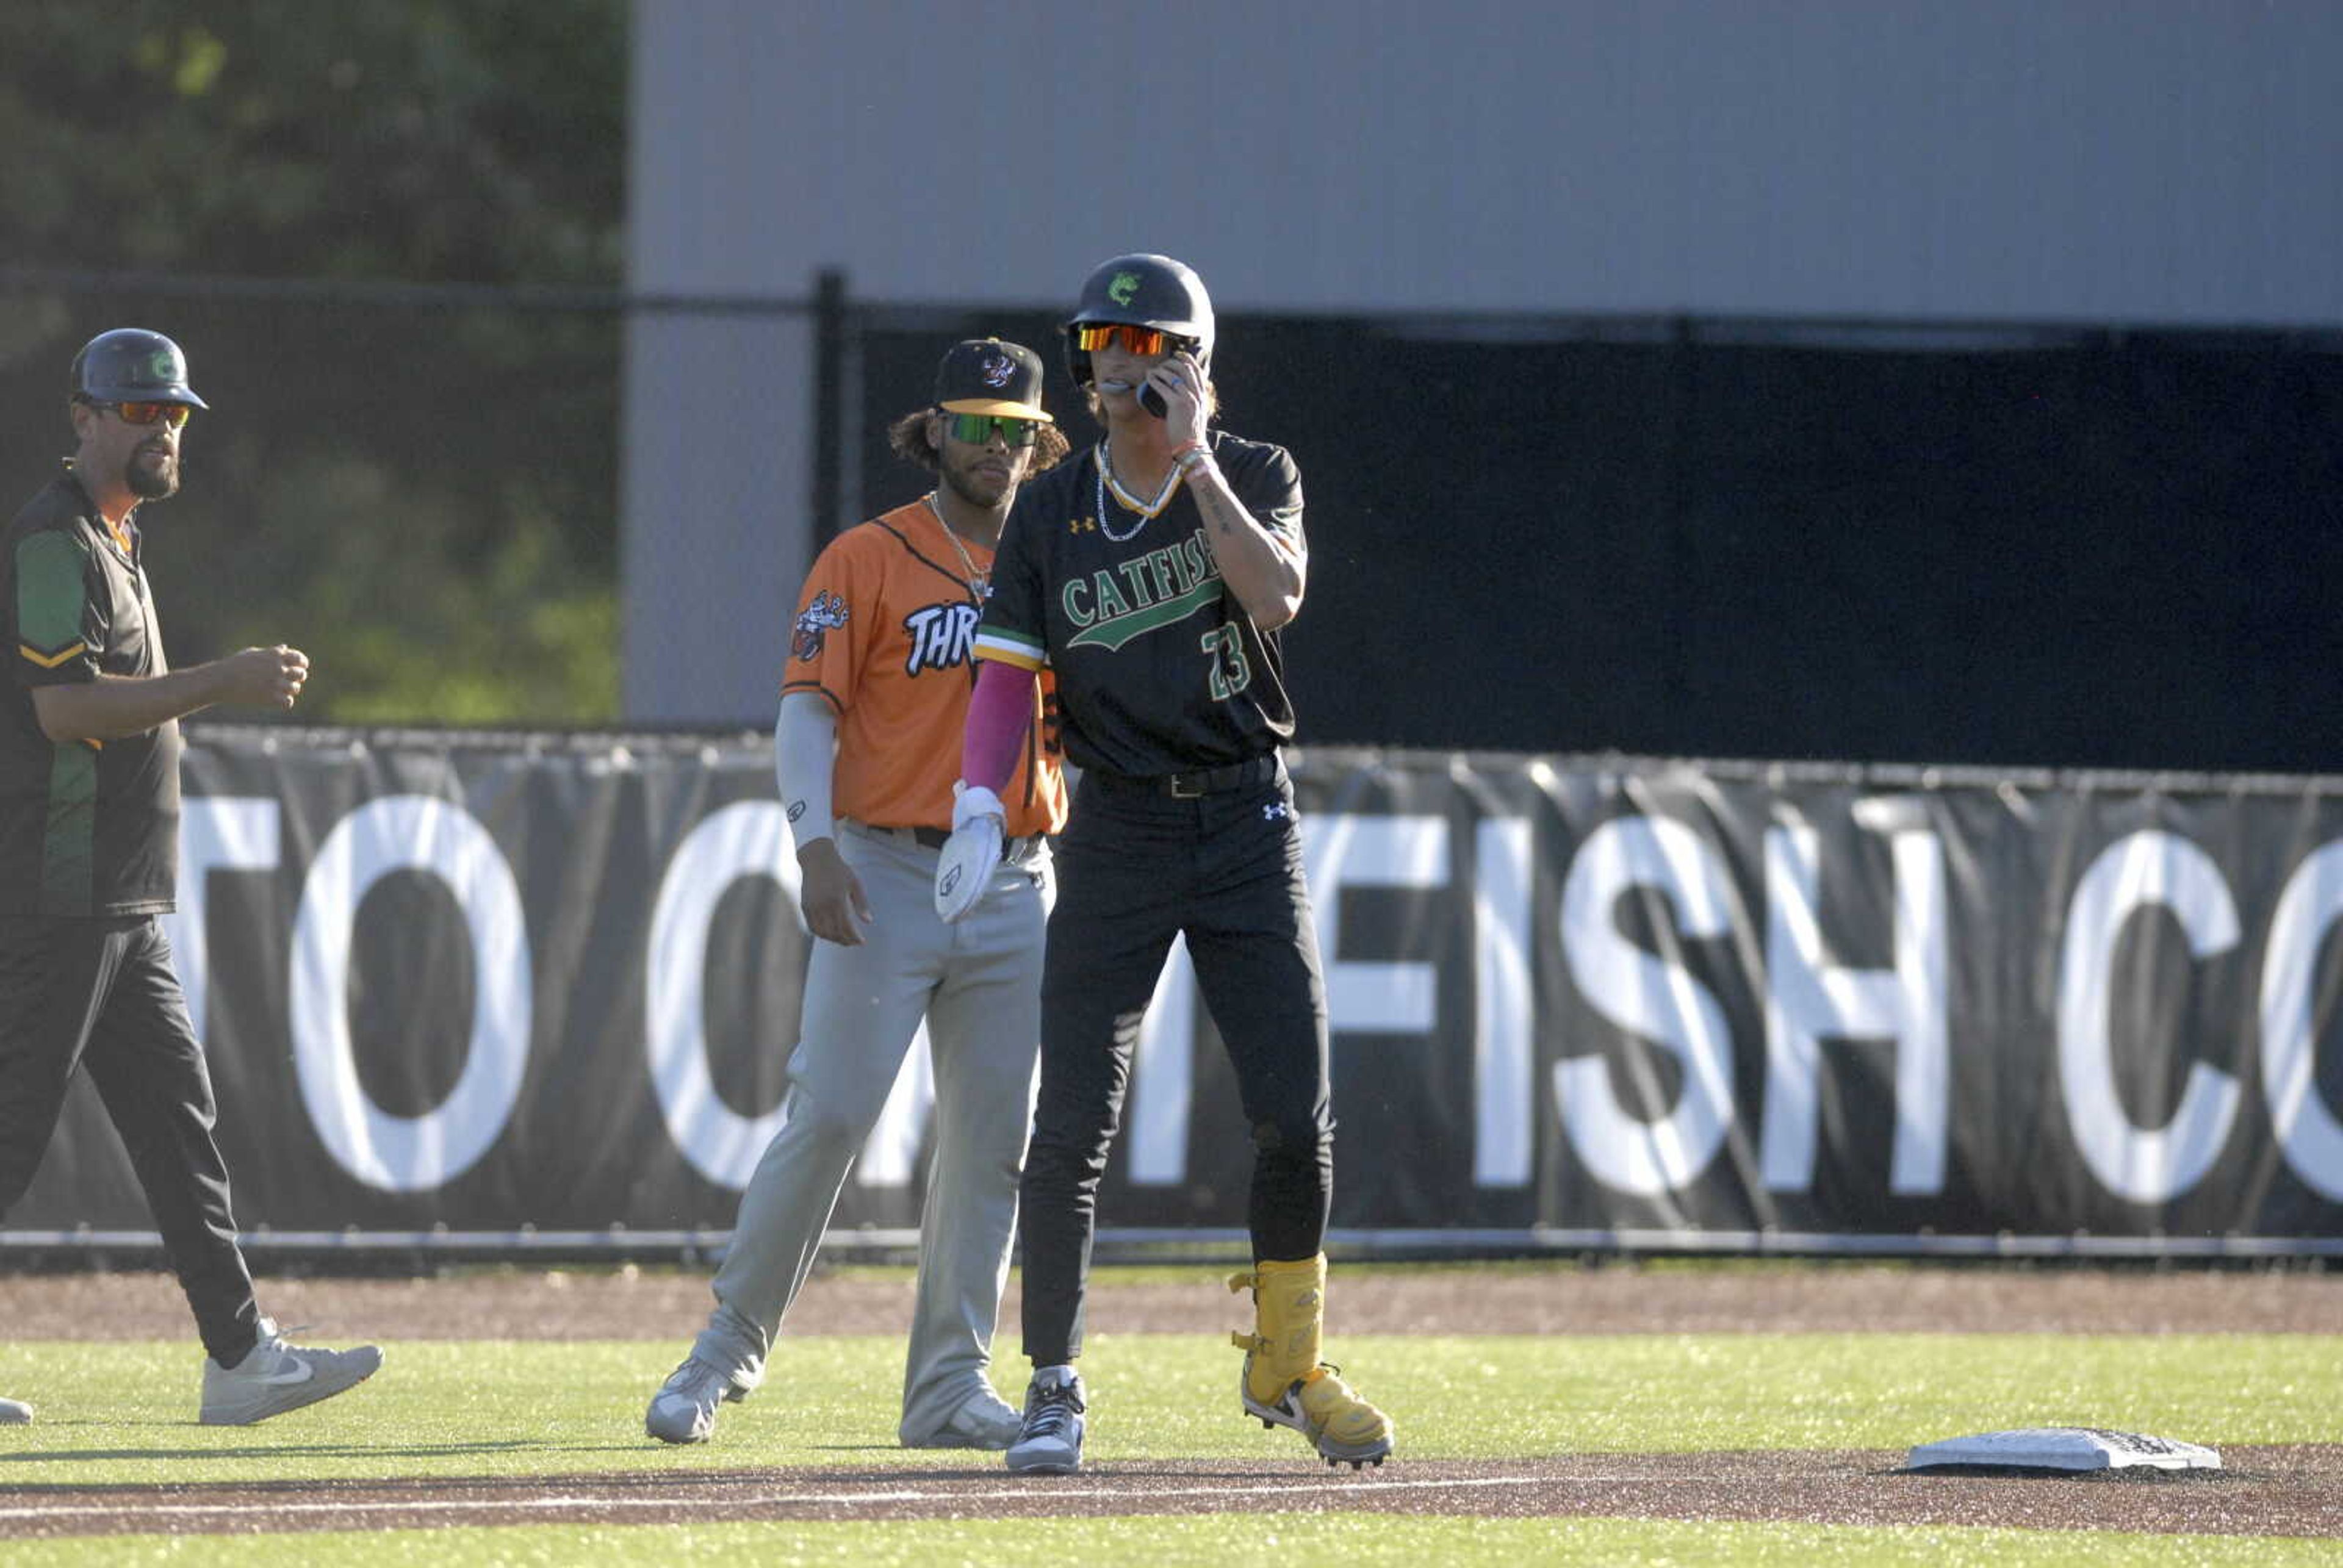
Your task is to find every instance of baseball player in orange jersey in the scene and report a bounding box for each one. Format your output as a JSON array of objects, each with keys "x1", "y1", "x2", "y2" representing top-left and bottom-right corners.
[{"x1": 645, "y1": 339, "x2": 1071, "y2": 1447}]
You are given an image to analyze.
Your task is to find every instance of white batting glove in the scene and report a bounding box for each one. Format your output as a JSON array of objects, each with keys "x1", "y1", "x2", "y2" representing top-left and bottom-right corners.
[{"x1": 934, "y1": 783, "x2": 1006, "y2": 924}]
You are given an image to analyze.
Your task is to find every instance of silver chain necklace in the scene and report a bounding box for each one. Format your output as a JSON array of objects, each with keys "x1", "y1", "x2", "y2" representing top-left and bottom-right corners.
[
  {"x1": 1095, "y1": 442, "x2": 1179, "y2": 544},
  {"x1": 924, "y1": 492, "x2": 987, "y2": 602}
]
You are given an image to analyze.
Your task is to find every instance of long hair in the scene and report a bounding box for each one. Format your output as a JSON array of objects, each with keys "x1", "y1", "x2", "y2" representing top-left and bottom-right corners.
[
  {"x1": 887, "y1": 409, "x2": 1072, "y2": 474},
  {"x1": 1081, "y1": 379, "x2": 1220, "y2": 426}
]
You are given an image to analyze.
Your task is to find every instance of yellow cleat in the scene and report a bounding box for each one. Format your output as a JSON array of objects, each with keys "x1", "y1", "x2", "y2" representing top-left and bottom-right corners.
[{"x1": 1226, "y1": 1254, "x2": 1394, "y2": 1468}]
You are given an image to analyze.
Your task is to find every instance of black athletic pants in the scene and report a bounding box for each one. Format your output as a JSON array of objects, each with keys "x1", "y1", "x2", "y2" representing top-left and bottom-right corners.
[
  {"x1": 0, "y1": 914, "x2": 259, "y2": 1367},
  {"x1": 1019, "y1": 757, "x2": 1333, "y2": 1366}
]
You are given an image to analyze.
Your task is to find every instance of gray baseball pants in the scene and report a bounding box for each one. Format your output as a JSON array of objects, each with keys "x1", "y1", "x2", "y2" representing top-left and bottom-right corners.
[{"x1": 692, "y1": 820, "x2": 1048, "y2": 1442}]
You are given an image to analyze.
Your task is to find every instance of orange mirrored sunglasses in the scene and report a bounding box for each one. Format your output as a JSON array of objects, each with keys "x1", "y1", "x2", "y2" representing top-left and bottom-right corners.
[
  {"x1": 98, "y1": 401, "x2": 193, "y2": 430},
  {"x1": 1074, "y1": 323, "x2": 1190, "y2": 358}
]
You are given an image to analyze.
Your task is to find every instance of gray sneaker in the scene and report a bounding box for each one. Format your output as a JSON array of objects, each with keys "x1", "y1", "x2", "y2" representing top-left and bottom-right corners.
[
  {"x1": 645, "y1": 1355, "x2": 750, "y2": 1444},
  {"x1": 1, "y1": 1395, "x2": 31, "y2": 1425},
  {"x1": 198, "y1": 1318, "x2": 382, "y2": 1426},
  {"x1": 902, "y1": 1384, "x2": 1023, "y2": 1450},
  {"x1": 1005, "y1": 1368, "x2": 1085, "y2": 1474}
]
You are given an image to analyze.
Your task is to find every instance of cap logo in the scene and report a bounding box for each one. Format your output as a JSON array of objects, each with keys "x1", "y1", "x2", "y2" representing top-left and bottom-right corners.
[
  {"x1": 981, "y1": 351, "x2": 1015, "y2": 388},
  {"x1": 1107, "y1": 270, "x2": 1140, "y2": 307},
  {"x1": 149, "y1": 350, "x2": 180, "y2": 382}
]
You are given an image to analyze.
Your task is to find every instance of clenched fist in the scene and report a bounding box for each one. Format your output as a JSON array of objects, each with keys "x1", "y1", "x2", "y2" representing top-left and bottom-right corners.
[{"x1": 222, "y1": 644, "x2": 310, "y2": 710}]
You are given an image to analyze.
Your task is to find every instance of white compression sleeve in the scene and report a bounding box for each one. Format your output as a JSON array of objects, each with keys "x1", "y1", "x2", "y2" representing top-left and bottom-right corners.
[{"x1": 776, "y1": 692, "x2": 838, "y2": 852}]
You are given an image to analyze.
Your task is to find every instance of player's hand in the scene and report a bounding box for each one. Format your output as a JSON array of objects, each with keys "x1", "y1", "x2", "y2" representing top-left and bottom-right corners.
[
  {"x1": 797, "y1": 838, "x2": 872, "y2": 946},
  {"x1": 1143, "y1": 351, "x2": 1209, "y2": 448},
  {"x1": 934, "y1": 783, "x2": 1006, "y2": 924},
  {"x1": 220, "y1": 644, "x2": 310, "y2": 710}
]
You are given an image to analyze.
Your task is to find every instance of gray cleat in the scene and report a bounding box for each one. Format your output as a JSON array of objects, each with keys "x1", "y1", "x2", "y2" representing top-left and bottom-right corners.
[
  {"x1": 1005, "y1": 1367, "x2": 1086, "y2": 1474},
  {"x1": 902, "y1": 1384, "x2": 1023, "y2": 1450},
  {"x1": 645, "y1": 1355, "x2": 750, "y2": 1444},
  {"x1": 1, "y1": 1395, "x2": 32, "y2": 1425},
  {"x1": 199, "y1": 1318, "x2": 382, "y2": 1426}
]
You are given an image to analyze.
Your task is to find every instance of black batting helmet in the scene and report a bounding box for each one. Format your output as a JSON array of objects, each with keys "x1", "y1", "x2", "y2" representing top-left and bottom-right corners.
[
  {"x1": 70, "y1": 328, "x2": 208, "y2": 409},
  {"x1": 1064, "y1": 253, "x2": 1215, "y2": 390}
]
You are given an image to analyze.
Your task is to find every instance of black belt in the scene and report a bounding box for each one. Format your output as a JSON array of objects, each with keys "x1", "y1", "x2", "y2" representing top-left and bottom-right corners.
[
  {"x1": 852, "y1": 821, "x2": 1044, "y2": 858},
  {"x1": 1098, "y1": 753, "x2": 1282, "y2": 799}
]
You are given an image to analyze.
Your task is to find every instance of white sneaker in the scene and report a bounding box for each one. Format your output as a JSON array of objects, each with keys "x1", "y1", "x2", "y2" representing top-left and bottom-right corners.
[
  {"x1": 1005, "y1": 1367, "x2": 1085, "y2": 1474},
  {"x1": 198, "y1": 1318, "x2": 382, "y2": 1426},
  {"x1": 1, "y1": 1396, "x2": 31, "y2": 1425},
  {"x1": 645, "y1": 1356, "x2": 749, "y2": 1444},
  {"x1": 904, "y1": 1385, "x2": 1023, "y2": 1450}
]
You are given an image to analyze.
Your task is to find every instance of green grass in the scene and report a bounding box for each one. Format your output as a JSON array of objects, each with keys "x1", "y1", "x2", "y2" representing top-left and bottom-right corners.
[
  {"x1": 3, "y1": 1330, "x2": 2334, "y2": 1563},
  {"x1": 7, "y1": 1515, "x2": 2336, "y2": 1568},
  {"x1": 0, "y1": 1332, "x2": 2331, "y2": 1486}
]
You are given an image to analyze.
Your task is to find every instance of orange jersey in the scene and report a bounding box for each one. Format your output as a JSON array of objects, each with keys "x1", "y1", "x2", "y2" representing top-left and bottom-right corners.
[{"x1": 783, "y1": 499, "x2": 1067, "y2": 838}]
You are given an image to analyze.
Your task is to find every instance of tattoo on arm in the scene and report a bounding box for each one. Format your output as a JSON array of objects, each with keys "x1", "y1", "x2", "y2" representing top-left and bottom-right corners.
[{"x1": 1194, "y1": 474, "x2": 1251, "y2": 538}]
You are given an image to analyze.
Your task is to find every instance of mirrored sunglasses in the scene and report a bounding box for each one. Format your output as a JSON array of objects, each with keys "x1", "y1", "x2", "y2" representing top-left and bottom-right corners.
[
  {"x1": 101, "y1": 401, "x2": 193, "y2": 430},
  {"x1": 946, "y1": 412, "x2": 1039, "y2": 448},
  {"x1": 1074, "y1": 323, "x2": 1192, "y2": 358}
]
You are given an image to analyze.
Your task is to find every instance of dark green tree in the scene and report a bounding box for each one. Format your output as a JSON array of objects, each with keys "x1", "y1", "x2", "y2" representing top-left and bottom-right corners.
[{"x1": 0, "y1": 1, "x2": 628, "y2": 723}]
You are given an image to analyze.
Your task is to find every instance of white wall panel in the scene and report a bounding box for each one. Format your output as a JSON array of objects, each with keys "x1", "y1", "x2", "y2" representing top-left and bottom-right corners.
[{"x1": 632, "y1": 0, "x2": 2343, "y2": 320}]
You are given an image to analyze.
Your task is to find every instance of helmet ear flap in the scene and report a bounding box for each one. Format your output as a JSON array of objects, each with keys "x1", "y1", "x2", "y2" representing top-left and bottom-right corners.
[{"x1": 1062, "y1": 324, "x2": 1095, "y2": 390}]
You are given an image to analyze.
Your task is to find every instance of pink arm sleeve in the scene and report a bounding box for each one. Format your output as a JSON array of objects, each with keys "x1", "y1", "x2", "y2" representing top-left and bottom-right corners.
[{"x1": 962, "y1": 660, "x2": 1037, "y2": 794}]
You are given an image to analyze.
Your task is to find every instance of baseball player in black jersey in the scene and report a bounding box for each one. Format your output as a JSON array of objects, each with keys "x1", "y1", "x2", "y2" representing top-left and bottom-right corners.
[
  {"x1": 935, "y1": 254, "x2": 1392, "y2": 1473},
  {"x1": 1, "y1": 330, "x2": 380, "y2": 1426}
]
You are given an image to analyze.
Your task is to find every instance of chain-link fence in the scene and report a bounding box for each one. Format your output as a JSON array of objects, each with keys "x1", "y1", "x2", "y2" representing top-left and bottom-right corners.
[
  {"x1": 1, "y1": 268, "x2": 624, "y2": 724},
  {"x1": 12, "y1": 266, "x2": 2343, "y2": 767}
]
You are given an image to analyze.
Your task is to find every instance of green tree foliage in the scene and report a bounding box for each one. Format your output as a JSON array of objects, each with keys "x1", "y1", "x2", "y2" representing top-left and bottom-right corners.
[
  {"x1": 0, "y1": 1, "x2": 624, "y2": 282},
  {"x1": 0, "y1": 1, "x2": 627, "y2": 724}
]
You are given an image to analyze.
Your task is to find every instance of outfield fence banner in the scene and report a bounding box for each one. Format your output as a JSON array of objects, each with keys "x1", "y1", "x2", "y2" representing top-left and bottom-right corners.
[{"x1": 10, "y1": 725, "x2": 2343, "y2": 1256}]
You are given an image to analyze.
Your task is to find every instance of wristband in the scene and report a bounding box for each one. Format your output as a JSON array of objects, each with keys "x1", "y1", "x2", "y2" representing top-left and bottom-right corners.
[{"x1": 1173, "y1": 443, "x2": 1212, "y2": 475}]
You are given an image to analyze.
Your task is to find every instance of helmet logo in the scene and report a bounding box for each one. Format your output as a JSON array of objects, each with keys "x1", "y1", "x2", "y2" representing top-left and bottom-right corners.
[
  {"x1": 150, "y1": 350, "x2": 180, "y2": 382},
  {"x1": 980, "y1": 351, "x2": 1015, "y2": 388},
  {"x1": 1107, "y1": 270, "x2": 1141, "y2": 307}
]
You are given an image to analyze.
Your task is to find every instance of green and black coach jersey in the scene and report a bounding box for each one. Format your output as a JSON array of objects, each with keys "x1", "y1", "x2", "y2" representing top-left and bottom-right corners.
[
  {"x1": 975, "y1": 431, "x2": 1305, "y2": 778},
  {"x1": 1, "y1": 468, "x2": 181, "y2": 917}
]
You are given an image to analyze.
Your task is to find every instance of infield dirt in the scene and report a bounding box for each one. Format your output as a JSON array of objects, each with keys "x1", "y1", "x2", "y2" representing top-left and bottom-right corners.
[
  {"x1": 2, "y1": 1262, "x2": 2336, "y2": 1542},
  {"x1": 6, "y1": 1257, "x2": 2338, "y2": 1340}
]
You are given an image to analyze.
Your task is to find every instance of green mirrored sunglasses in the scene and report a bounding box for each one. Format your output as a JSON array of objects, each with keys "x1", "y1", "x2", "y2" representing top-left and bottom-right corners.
[{"x1": 945, "y1": 412, "x2": 1040, "y2": 448}]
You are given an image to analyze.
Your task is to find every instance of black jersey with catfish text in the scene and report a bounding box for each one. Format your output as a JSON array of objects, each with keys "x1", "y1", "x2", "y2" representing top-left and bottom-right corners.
[{"x1": 973, "y1": 431, "x2": 1305, "y2": 778}]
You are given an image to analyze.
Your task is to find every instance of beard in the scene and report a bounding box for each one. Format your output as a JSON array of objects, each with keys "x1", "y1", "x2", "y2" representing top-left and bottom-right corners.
[
  {"x1": 940, "y1": 461, "x2": 1009, "y2": 509},
  {"x1": 126, "y1": 449, "x2": 179, "y2": 501}
]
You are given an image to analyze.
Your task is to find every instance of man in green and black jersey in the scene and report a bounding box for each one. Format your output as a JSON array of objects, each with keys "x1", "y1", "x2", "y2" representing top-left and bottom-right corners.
[
  {"x1": 1, "y1": 329, "x2": 379, "y2": 1427},
  {"x1": 937, "y1": 256, "x2": 1393, "y2": 1474}
]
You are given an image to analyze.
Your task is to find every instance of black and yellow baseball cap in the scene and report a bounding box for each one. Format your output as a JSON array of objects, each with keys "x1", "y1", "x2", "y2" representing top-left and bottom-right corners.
[{"x1": 935, "y1": 338, "x2": 1051, "y2": 422}]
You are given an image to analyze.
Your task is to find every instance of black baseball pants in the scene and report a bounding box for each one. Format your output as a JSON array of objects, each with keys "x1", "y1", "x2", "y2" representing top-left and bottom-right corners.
[
  {"x1": 0, "y1": 915, "x2": 259, "y2": 1368},
  {"x1": 1018, "y1": 759, "x2": 1333, "y2": 1367}
]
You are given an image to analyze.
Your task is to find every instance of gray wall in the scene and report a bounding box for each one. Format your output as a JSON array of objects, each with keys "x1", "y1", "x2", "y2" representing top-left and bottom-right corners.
[{"x1": 624, "y1": 0, "x2": 2343, "y2": 724}]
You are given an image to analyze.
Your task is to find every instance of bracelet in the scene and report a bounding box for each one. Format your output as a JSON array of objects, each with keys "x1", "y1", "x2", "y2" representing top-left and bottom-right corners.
[{"x1": 1173, "y1": 443, "x2": 1212, "y2": 474}]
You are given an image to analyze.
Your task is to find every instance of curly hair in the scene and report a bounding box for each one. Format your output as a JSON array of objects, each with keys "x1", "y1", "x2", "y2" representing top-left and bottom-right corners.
[{"x1": 887, "y1": 408, "x2": 1072, "y2": 474}]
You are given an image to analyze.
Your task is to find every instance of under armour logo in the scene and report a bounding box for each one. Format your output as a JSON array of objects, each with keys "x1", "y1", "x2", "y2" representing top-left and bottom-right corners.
[
  {"x1": 1262, "y1": 802, "x2": 1290, "y2": 822},
  {"x1": 1070, "y1": 516, "x2": 1098, "y2": 534}
]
